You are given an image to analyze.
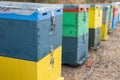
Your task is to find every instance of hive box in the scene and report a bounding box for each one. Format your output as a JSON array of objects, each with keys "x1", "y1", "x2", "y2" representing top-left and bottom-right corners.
[
  {"x1": 62, "y1": 4, "x2": 89, "y2": 66},
  {"x1": 108, "y1": 4, "x2": 113, "y2": 33},
  {"x1": 0, "y1": 2, "x2": 63, "y2": 62},
  {"x1": 101, "y1": 5, "x2": 110, "y2": 40},
  {"x1": 0, "y1": 2, "x2": 64, "y2": 80},
  {"x1": 89, "y1": 4, "x2": 102, "y2": 50},
  {"x1": 112, "y1": 5, "x2": 119, "y2": 30}
]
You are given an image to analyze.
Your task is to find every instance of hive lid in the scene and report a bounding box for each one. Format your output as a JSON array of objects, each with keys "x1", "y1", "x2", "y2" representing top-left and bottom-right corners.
[
  {"x1": 0, "y1": 1, "x2": 63, "y2": 16},
  {"x1": 63, "y1": 4, "x2": 90, "y2": 12},
  {"x1": 35, "y1": 3, "x2": 63, "y2": 16},
  {"x1": 64, "y1": 4, "x2": 85, "y2": 8},
  {"x1": 0, "y1": 1, "x2": 52, "y2": 21}
]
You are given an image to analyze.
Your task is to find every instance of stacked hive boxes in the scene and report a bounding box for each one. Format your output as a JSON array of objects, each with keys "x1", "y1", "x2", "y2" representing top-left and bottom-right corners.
[
  {"x1": 112, "y1": 2, "x2": 120, "y2": 23},
  {"x1": 112, "y1": 5, "x2": 119, "y2": 30},
  {"x1": 0, "y1": 2, "x2": 64, "y2": 80},
  {"x1": 89, "y1": 4, "x2": 102, "y2": 50},
  {"x1": 101, "y1": 5, "x2": 110, "y2": 40},
  {"x1": 108, "y1": 4, "x2": 114, "y2": 33},
  {"x1": 62, "y1": 4, "x2": 89, "y2": 66}
]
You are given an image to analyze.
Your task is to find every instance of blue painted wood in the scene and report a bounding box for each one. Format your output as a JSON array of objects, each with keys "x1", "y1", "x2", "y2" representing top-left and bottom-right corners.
[
  {"x1": 62, "y1": 33, "x2": 89, "y2": 66},
  {"x1": 0, "y1": 15, "x2": 62, "y2": 62}
]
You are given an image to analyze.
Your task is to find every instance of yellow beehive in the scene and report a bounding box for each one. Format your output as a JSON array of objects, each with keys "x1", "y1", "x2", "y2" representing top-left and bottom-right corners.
[
  {"x1": 0, "y1": 46, "x2": 64, "y2": 80},
  {"x1": 101, "y1": 24, "x2": 108, "y2": 40}
]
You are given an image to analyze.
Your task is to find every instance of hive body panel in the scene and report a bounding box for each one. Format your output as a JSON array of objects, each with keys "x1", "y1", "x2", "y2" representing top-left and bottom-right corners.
[
  {"x1": 0, "y1": 46, "x2": 63, "y2": 80},
  {"x1": 101, "y1": 24, "x2": 108, "y2": 40},
  {"x1": 62, "y1": 34, "x2": 89, "y2": 65},
  {"x1": 89, "y1": 27, "x2": 101, "y2": 49}
]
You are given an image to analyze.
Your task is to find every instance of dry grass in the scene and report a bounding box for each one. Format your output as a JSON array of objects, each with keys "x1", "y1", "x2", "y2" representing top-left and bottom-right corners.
[{"x1": 62, "y1": 24, "x2": 120, "y2": 80}]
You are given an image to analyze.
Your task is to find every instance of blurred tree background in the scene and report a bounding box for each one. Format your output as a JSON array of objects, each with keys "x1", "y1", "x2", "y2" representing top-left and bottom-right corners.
[{"x1": 0, "y1": 0, "x2": 120, "y2": 3}]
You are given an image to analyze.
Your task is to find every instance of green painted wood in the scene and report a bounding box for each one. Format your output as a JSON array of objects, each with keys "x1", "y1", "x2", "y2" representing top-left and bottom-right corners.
[{"x1": 63, "y1": 11, "x2": 89, "y2": 37}]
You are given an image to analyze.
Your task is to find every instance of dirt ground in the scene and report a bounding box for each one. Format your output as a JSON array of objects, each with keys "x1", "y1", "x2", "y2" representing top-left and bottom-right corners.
[{"x1": 62, "y1": 25, "x2": 120, "y2": 80}]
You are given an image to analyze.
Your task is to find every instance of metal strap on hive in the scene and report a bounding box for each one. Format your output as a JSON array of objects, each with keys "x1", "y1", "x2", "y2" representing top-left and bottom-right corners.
[{"x1": 50, "y1": 45, "x2": 54, "y2": 68}]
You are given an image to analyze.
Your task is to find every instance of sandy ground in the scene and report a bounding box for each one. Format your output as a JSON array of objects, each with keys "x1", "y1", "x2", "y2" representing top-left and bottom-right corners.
[{"x1": 62, "y1": 25, "x2": 120, "y2": 80}]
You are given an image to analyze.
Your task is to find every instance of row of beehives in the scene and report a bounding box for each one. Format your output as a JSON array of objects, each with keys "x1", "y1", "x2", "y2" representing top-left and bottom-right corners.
[{"x1": 0, "y1": 1, "x2": 120, "y2": 80}]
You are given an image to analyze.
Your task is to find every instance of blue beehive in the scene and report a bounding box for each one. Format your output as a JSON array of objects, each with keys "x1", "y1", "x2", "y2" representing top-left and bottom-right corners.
[{"x1": 0, "y1": 2, "x2": 63, "y2": 62}]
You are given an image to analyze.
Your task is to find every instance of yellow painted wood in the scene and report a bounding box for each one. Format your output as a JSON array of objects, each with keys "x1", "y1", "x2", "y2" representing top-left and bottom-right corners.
[
  {"x1": 89, "y1": 7, "x2": 95, "y2": 28},
  {"x1": 89, "y1": 6, "x2": 102, "y2": 29},
  {"x1": 89, "y1": 7, "x2": 98, "y2": 29},
  {"x1": 101, "y1": 24, "x2": 108, "y2": 40},
  {"x1": 0, "y1": 46, "x2": 64, "y2": 80}
]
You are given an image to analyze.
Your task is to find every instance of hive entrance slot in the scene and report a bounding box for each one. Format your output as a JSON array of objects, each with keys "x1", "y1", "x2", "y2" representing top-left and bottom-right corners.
[{"x1": 42, "y1": 13, "x2": 47, "y2": 16}]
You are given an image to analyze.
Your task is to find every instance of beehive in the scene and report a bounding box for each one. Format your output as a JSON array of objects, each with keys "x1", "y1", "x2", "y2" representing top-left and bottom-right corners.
[
  {"x1": 112, "y1": 5, "x2": 119, "y2": 30},
  {"x1": 101, "y1": 5, "x2": 110, "y2": 40},
  {"x1": 89, "y1": 4, "x2": 102, "y2": 50},
  {"x1": 0, "y1": 2, "x2": 64, "y2": 80},
  {"x1": 108, "y1": 4, "x2": 114, "y2": 33},
  {"x1": 113, "y1": 2, "x2": 120, "y2": 23},
  {"x1": 62, "y1": 4, "x2": 89, "y2": 66}
]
